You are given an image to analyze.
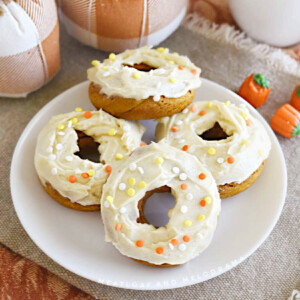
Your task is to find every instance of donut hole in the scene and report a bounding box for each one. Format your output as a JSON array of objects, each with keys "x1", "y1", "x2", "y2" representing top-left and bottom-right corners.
[
  {"x1": 123, "y1": 63, "x2": 157, "y2": 72},
  {"x1": 137, "y1": 186, "x2": 175, "y2": 228},
  {"x1": 199, "y1": 122, "x2": 231, "y2": 141},
  {"x1": 74, "y1": 131, "x2": 100, "y2": 163}
]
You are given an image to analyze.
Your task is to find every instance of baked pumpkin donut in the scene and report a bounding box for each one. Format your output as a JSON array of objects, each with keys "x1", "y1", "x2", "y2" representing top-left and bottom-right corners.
[
  {"x1": 156, "y1": 101, "x2": 271, "y2": 198},
  {"x1": 34, "y1": 108, "x2": 145, "y2": 211},
  {"x1": 87, "y1": 46, "x2": 201, "y2": 119},
  {"x1": 101, "y1": 142, "x2": 221, "y2": 266}
]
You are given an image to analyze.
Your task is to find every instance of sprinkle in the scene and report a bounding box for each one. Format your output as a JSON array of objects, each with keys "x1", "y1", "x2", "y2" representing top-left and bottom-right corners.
[
  {"x1": 227, "y1": 156, "x2": 235, "y2": 164},
  {"x1": 68, "y1": 120, "x2": 72, "y2": 128},
  {"x1": 103, "y1": 71, "x2": 110, "y2": 77},
  {"x1": 186, "y1": 193, "x2": 193, "y2": 200},
  {"x1": 129, "y1": 163, "x2": 137, "y2": 171},
  {"x1": 177, "y1": 139, "x2": 185, "y2": 144},
  {"x1": 182, "y1": 145, "x2": 189, "y2": 151},
  {"x1": 208, "y1": 147, "x2": 216, "y2": 155},
  {"x1": 169, "y1": 243, "x2": 174, "y2": 250},
  {"x1": 101, "y1": 66, "x2": 108, "y2": 70},
  {"x1": 171, "y1": 126, "x2": 180, "y2": 132},
  {"x1": 120, "y1": 207, "x2": 127, "y2": 214},
  {"x1": 75, "y1": 107, "x2": 83, "y2": 112},
  {"x1": 200, "y1": 199, "x2": 206, "y2": 207},
  {"x1": 207, "y1": 101, "x2": 213, "y2": 108},
  {"x1": 56, "y1": 143, "x2": 63, "y2": 150},
  {"x1": 106, "y1": 196, "x2": 113, "y2": 203},
  {"x1": 137, "y1": 167, "x2": 144, "y2": 174},
  {"x1": 191, "y1": 105, "x2": 197, "y2": 113},
  {"x1": 57, "y1": 124, "x2": 65, "y2": 130},
  {"x1": 123, "y1": 125, "x2": 130, "y2": 131},
  {"x1": 184, "y1": 220, "x2": 192, "y2": 228},
  {"x1": 49, "y1": 154, "x2": 56, "y2": 160},
  {"x1": 172, "y1": 167, "x2": 180, "y2": 174},
  {"x1": 245, "y1": 119, "x2": 251, "y2": 126},
  {"x1": 88, "y1": 169, "x2": 95, "y2": 177},
  {"x1": 75, "y1": 169, "x2": 81, "y2": 174},
  {"x1": 109, "y1": 53, "x2": 116, "y2": 61},
  {"x1": 258, "y1": 149, "x2": 264, "y2": 156},
  {"x1": 191, "y1": 69, "x2": 197, "y2": 75},
  {"x1": 156, "y1": 247, "x2": 164, "y2": 254},
  {"x1": 179, "y1": 244, "x2": 186, "y2": 251},
  {"x1": 180, "y1": 205, "x2": 188, "y2": 213},
  {"x1": 242, "y1": 140, "x2": 249, "y2": 146},
  {"x1": 81, "y1": 172, "x2": 89, "y2": 178},
  {"x1": 51, "y1": 168, "x2": 57, "y2": 175},
  {"x1": 157, "y1": 47, "x2": 166, "y2": 53},
  {"x1": 204, "y1": 196, "x2": 211, "y2": 204},
  {"x1": 198, "y1": 173, "x2": 206, "y2": 180},
  {"x1": 136, "y1": 240, "x2": 144, "y2": 247},
  {"x1": 153, "y1": 95, "x2": 160, "y2": 102},
  {"x1": 169, "y1": 77, "x2": 176, "y2": 84},
  {"x1": 108, "y1": 128, "x2": 116, "y2": 136},
  {"x1": 241, "y1": 112, "x2": 248, "y2": 119},
  {"x1": 119, "y1": 183, "x2": 126, "y2": 190},
  {"x1": 217, "y1": 157, "x2": 224, "y2": 164},
  {"x1": 46, "y1": 146, "x2": 53, "y2": 153},
  {"x1": 128, "y1": 177, "x2": 136, "y2": 185},
  {"x1": 140, "y1": 142, "x2": 147, "y2": 147},
  {"x1": 69, "y1": 175, "x2": 76, "y2": 183},
  {"x1": 65, "y1": 155, "x2": 73, "y2": 162},
  {"x1": 72, "y1": 117, "x2": 78, "y2": 125},
  {"x1": 115, "y1": 224, "x2": 122, "y2": 231},
  {"x1": 171, "y1": 239, "x2": 179, "y2": 246},
  {"x1": 181, "y1": 183, "x2": 188, "y2": 190},
  {"x1": 197, "y1": 214, "x2": 205, "y2": 221},
  {"x1": 133, "y1": 72, "x2": 141, "y2": 79},
  {"x1": 225, "y1": 101, "x2": 230, "y2": 106},
  {"x1": 199, "y1": 110, "x2": 206, "y2": 116},
  {"x1": 115, "y1": 153, "x2": 123, "y2": 160},
  {"x1": 84, "y1": 111, "x2": 92, "y2": 119},
  {"x1": 91, "y1": 60, "x2": 100, "y2": 66},
  {"x1": 168, "y1": 60, "x2": 174, "y2": 64},
  {"x1": 139, "y1": 181, "x2": 146, "y2": 189},
  {"x1": 182, "y1": 108, "x2": 188, "y2": 114},
  {"x1": 178, "y1": 65, "x2": 184, "y2": 70},
  {"x1": 183, "y1": 235, "x2": 190, "y2": 242},
  {"x1": 179, "y1": 173, "x2": 187, "y2": 181},
  {"x1": 175, "y1": 120, "x2": 183, "y2": 126},
  {"x1": 105, "y1": 165, "x2": 112, "y2": 173},
  {"x1": 127, "y1": 188, "x2": 135, "y2": 197},
  {"x1": 104, "y1": 201, "x2": 109, "y2": 208},
  {"x1": 156, "y1": 157, "x2": 164, "y2": 164}
]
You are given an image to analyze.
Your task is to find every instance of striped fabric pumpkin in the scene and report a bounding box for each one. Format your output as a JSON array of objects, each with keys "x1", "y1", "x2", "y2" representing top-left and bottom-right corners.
[
  {"x1": 0, "y1": 0, "x2": 60, "y2": 98},
  {"x1": 57, "y1": 0, "x2": 188, "y2": 52}
]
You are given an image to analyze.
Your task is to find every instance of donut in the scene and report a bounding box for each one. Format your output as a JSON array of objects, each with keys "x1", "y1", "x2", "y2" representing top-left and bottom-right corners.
[
  {"x1": 101, "y1": 142, "x2": 221, "y2": 266},
  {"x1": 156, "y1": 100, "x2": 271, "y2": 198},
  {"x1": 34, "y1": 108, "x2": 145, "y2": 211},
  {"x1": 87, "y1": 46, "x2": 201, "y2": 120}
]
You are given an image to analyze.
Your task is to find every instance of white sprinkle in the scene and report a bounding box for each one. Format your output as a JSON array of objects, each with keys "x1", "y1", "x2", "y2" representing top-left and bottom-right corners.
[
  {"x1": 123, "y1": 125, "x2": 130, "y2": 132},
  {"x1": 46, "y1": 146, "x2": 53, "y2": 153},
  {"x1": 182, "y1": 108, "x2": 188, "y2": 114},
  {"x1": 103, "y1": 71, "x2": 110, "y2": 77},
  {"x1": 138, "y1": 167, "x2": 144, "y2": 174},
  {"x1": 65, "y1": 155, "x2": 73, "y2": 162},
  {"x1": 75, "y1": 169, "x2": 81, "y2": 174},
  {"x1": 104, "y1": 201, "x2": 109, "y2": 208},
  {"x1": 129, "y1": 163, "x2": 137, "y2": 171},
  {"x1": 177, "y1": 139, "x2": 185, "y2": 144},
  {"x1": 169, "y1": 243, "x2": 174, "y2": 250},
  {"x1": 172, "y1": 167, "x2": 180, "y2": 174},
  {"x1": 179, "y1": 173, "x2": 187, "y2": 181},
  {"x1": 197, "y1": 231, "x2": 207, "y2": 239},
  {"x1": 68, "y1": 120, "x2": 72, "y2": 128},
  {"x1": 175, "y1": 120, "x2": 183, "y2": 126},
  {"x1": 119, "y1": 183, "x2": 126, "y2": 190},
  {"x1": 57, "y1": 131, "x2": 65, "y2": 136},
  {"x1": 49, "y1": 154, "x2": 56, "y2": 160},
  {"x1": 186, "y1": 193, "x2": 193, "y2": 200},
  {"x1": 51, "y1": 168, "x2": 57, "y2": 175},
  {"x1": 120, "y1": 207, "x2": 127, "y2": 214},
  {"x1": 156, "y1": 69, "x2": 166, "y2": 74},
  {"x1": 217, "y1": 157, "x2": 224, "y2": 164},
  {"x1": 180, "y1": 205, "x2": 188, "y2": 213},
  {"x1": 56, "y1": 143, "x2": 63, "y2": 150},
  {"x1": 153, "y1": 95, "x2": 160, "y2": 102},
  {"x1": 179, "y1": 244, "x2": 186, "y2": 251},
  {"x1": 156, "y1": 82, "x2": 162, "y2": 88}
]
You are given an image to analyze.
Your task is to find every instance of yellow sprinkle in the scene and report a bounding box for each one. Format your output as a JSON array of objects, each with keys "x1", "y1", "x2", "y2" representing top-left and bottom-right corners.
[
  {"x1": 101, "y1": 66, "x2": 108, "y2": 70},
  {"x1": 72, "y1": 117, "x2": 78, "y2": 125},
  {"x1": 169, "y1": 77, "x2": 176, "y2": 84},
  {"x1": 168, "y1": 60, "x2": 175, "y2": 64},
  {"x1": 139, "y1": 181, "x2": 147, "y2": 189},
  {"x1": 115, "y1": 153, "x2": 124, "y2": 160},
  {"x1": 184, "y1": 220, "x2": 192, "y2": 227},
  {"x1": 127, "y1": 188, "x2": 135, "y2": 197},
  {"x1": 208, "y1": 147, "x2": 216, "y2": 155},
  {"x1": 132, "y1": 72, "x2": 141, "y2": 79},
  {"x1": 109, "y1": 53, "x2": 116, "y2": 61},
  {"x1": 242, "y1": 140, "x2": 249, "y2": 146},
  {"x1": 108, "y1": 128, "x2": 116, "y2": 136},
  {"x1": 128, "y1": 177, "x2": 136, "y2": 186},
  {"x1": 157, "y1": 47, "x2": 166, "y2": 53},
  {"x1": 225, "y1": 101, "x2": 231, "y2": 106},
  {"x1": 57, "y1": 124, "x2": 65, "y2": 130},
  {"x1": 156, "y1": 157, "x2": 164, "y2": 164},
  {"x1": 91, "y1": 60, "x2": 100, "y2": 66},
  {"x1": 88, "y1": 169, "x2": 95, "y2": 177},
  {"x1": 197, "y1": 214, "x2": 206, "y2": 221},
  {"x1": 75, "y1": 107, "x2": 83, "y2": 112},
  {"x1": 241, "y1": 112, "x2": 248, "y2": 120},
  {"x1": 106, "y1": 196, "x2": 113, "y2": 203},
  {"x1": 204, "y1": 196, "x2": 211, "y2": 204},
  {"x1": 258, "y1": 149, "x2": 264, "y2": 156},
  {"x1": 207, "y1": 101, "x2": 213, "y2": 108}
]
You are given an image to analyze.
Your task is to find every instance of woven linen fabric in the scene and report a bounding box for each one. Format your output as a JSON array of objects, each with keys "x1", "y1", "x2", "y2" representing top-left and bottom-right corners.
[{"x1": 0, "y1": 24, "x2": 299, "y2": 299}]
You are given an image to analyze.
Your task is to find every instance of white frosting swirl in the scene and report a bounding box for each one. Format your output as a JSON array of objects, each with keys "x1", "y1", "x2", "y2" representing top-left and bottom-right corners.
[
  {"x1": 87, "y1": 46, "x2": 201, "y2": 100},
  {"x1": 156, "y1": 101, "x2": 271, "y2": 185},
  {"x1": 101, "y1": 142, "x2": 221, "y2": 265},
  {"x1": 34, "y1": 109, "x2": 145, "y2": 206}
]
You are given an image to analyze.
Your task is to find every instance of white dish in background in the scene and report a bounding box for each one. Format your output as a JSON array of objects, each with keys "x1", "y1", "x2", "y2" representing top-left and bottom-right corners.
[{"x1": 10, "y1": 79, "x2": 287, "y2": 290}]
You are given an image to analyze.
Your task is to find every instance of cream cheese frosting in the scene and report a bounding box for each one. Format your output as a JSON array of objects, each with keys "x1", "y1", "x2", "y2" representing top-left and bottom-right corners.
[
  {"x1": 34, "y1": 109, "x2": 145, "y2": 206},
  {"x1": 101, "y1": 142, "x2": 221, "y2": 265},
  {"x1": 156, "y1": 100, "x2": 271, "y2": 185},
  {"x1": 87, "y1": 46, "x2": 201, "y2": 101}
]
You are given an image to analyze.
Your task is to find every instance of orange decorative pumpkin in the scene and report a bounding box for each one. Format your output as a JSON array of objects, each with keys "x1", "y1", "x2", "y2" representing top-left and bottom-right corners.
[
  {"x1": 270, "y1": 104, "x2": 300, "y2": 138},
  {"x1": 290, "y1": 84, "x2": 300, "y2": 111},
  {"x1": 238, "y1": 73, "x2": 270, "y2": 108}
]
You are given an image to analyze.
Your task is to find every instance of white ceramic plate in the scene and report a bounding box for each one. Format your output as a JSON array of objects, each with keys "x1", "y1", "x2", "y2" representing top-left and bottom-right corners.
[{"x1": 10, "y1": 80, "x2": 287, "y2": 290}]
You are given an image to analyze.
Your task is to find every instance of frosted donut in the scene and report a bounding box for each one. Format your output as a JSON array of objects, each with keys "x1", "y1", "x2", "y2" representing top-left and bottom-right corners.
[
  {"x1": 101, "y1": 142, "x2": 221, "y2": 266},
  {"x1": 87, "y1": 46, "x2": 201, "y2": 119},
  {"x1": 34, "y1": 108, "x2": 145, "y2": 211},
  {"x1": 156, "y1": 101, "x2": 271, "y2": 198}
]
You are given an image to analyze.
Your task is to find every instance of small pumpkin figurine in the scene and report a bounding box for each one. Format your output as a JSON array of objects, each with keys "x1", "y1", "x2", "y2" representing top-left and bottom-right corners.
[
  {"x1": 270, "y1": 104, "x2": 300, "y2": 138},
  {"x1": 238, "y1": 73, "x2": 270, "y2": 108},
  {"x1": 290, "y1": 84, "x2": 300, "y2": 111}
]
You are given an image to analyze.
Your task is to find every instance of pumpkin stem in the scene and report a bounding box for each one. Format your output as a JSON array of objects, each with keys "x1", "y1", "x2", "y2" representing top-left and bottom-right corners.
[
  {"x1": 253, "y1": 73, "x2": 270, "y2": 89},
  {"x1": 292, "y1": 123, "x2": 300, "y2": 137}
]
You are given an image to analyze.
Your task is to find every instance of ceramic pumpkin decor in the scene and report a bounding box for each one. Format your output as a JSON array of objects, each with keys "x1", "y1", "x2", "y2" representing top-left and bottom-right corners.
[
  {"x1": 270, "y1": 104, "x2": 300, "y2": 138},
  {"x1": 238, "y1": 73, "x2": 270, "y2": 108},
  {"x1": 290, "y1": 84, "x2": 300, "y2": 112}
]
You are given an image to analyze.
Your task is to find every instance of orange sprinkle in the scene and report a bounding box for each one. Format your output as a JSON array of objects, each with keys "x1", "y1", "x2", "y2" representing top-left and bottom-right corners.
[
  {"x1": 199, "y1": 110, "x2": 206, "y2": 116},
  {"x1": 156, "y1": 247, "x2": 164, "y2": 254},
  {"x1": 191, "y1": 105, "x2": 197, "y2": 113},
  {"x1": 115, "y1": 224, "x2": 122, "y2": 231},
  {"x1": 171, "y1": 126, "x2": 180, "y2": 132},
  {"x1": 69, "y1": 175, "x2": 76, "y2": 183},
  {"x1": 191, "y1": 69, "x2": 197, "y2": 75},
  {"x1": 227, "y1": 156, "x2": 235, "y2": 164},
  {"x1": 183, "y1": 235, "x2": 191, "y2": 242},
  {"x1": 199, "y1": 173, "x2": 206, "y2": 180},
  {"x1": 178, "y1": 65, "x2": 184, "y2": 70},
  {"x1": 140, "y1": 142, "x2": 147, "y2": 147},
  {"x1": 182, "y1": 145, "x2": 189, "y2": 151},
  {"x1": 171, "y1": 239, "x2": 179, "y2": 246},
  {"x1": 136, "y1": 240, "x2": 144, "y2": 247},
  {"x1": 245, "y1": 119, "x2": 251, "y2": 126},
  {"x1": 84, "y1": 111, "x2": 92, "y2": 119},
  {"x1": 200, "y1": 199, "x2": 206, "y2": 207},
  {"x1": 81, "y1": 173, "x2": 89, "y2": 179},
  {"x1": 181, "y1": 183, "x2": 188, "y2": 190},
  {"x1": 105, "y1": 165, "x2": 112, "y2": 173}
]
